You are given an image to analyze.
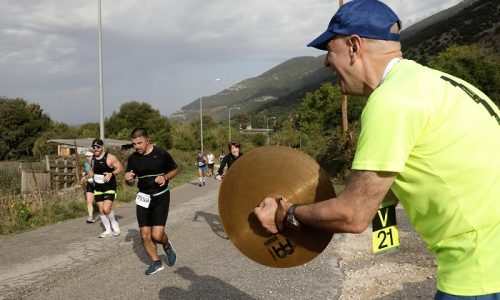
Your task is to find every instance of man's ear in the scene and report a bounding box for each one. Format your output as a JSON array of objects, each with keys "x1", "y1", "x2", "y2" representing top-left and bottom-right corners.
[{"x1": 348, "y1": 35, "x2": 363, "y2": 61}]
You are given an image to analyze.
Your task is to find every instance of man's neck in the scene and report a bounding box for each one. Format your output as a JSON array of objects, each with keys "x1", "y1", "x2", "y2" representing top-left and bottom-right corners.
[
  {"x1": 363, "y1": 52, "x2": 403, "y2": 96},
  {"x1": 144, "y1": 144, "x2": 153, "y2": 155}
]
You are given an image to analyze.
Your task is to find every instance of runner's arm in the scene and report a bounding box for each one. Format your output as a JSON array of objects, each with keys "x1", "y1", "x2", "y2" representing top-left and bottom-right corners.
[
  {"x1": 163, "y1": 167, "x2": 179, "y2": 181},
  {"x1": 217, "y1": 156, "x2": 229, "y2": 176},
  {"x1": 255, "y1": 170, "x2": 395, "y2": 234},
  {"x1": 108, "y1": 154, "x2": 124, "y2": 176}
]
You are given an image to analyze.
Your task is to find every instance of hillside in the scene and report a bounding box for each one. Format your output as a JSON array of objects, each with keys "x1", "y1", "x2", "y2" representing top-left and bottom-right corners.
[
  {"x1": 171, "y1": 56, "x2": 331, "y2": 121},
  {"x1": 171, "y1": 0, "x2": 499, "y2": 122},
  {"x1": 401, "y1": 0, "x2": 500, "y2": 62}
]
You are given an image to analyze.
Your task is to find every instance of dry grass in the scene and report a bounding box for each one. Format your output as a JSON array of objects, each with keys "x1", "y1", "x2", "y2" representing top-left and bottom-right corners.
[
  {"x1": 0, "y1": 192, "x2": 87, "y2": 236},
  {"x1": 0, "y1": 149, "x2": 200, "y2": 236}
]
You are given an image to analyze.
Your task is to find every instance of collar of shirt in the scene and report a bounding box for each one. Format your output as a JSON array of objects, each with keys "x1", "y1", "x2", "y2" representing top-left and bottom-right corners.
[{"x1": 380, "y1": 57, "x2": 403, "y2": 86}]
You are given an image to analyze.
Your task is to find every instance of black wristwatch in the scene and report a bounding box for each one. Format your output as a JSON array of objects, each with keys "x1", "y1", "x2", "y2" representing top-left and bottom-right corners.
[{"x1": 285, "y1": 205, "x2": 301, "y2": 230}]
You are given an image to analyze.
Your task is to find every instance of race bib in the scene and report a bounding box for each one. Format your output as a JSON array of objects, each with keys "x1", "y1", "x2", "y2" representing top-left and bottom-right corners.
[
  {"x1": 135, "y1": 192, "x2": 151, "y2": 208},
  {"x1": 198, "y1": 161, "x2": 204, "y2": 167},
  {"x1": 94, "y1": 174, "x2": 105, "y2": 184}
]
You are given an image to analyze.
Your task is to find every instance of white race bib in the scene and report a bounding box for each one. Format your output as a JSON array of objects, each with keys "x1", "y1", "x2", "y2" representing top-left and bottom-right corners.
[
  {"x1": 135, "y1": 192, "x2": 151, "y2": 208},
  {"x1": 94, "y1": 174, "x2": 105, "y2": 184}
]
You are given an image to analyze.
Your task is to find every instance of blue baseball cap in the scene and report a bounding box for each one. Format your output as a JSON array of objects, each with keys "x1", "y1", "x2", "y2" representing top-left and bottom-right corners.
[{"x1": 308, "y1": 0, "x2": 401, "y2": 50}]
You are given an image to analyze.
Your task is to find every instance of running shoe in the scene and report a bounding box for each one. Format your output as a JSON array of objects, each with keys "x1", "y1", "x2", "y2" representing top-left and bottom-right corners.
[
  {"x1": 86, "y1": 217, "x2": 95, "y2": 224},
  {"x1": 198, "y1": 183, "x2": 202, "y2": 187},
  {"x1": 99, "y1": 231, "x2": 113, "y2": 238},
  {"x1": 111, "y1": 222, "x2": 121, "y2": 236},
  {"x1": 203, "y1": 181, "x2": 206, "y2": 186},
  {"x1": 164, "y1": 241, "x2": 177, "y2": 267},
  {"x1": 145, "y1": 260, "x2": 164, "y2": 275}
]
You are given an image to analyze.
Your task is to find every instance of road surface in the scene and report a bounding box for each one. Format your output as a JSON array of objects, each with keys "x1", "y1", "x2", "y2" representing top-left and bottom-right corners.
[{"x1": 0, "y1": 177, "x2": 436, "y2": 299}]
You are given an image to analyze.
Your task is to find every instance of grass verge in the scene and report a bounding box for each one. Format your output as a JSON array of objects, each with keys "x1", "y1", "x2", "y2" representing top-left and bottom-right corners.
[{"x1": 0, "y1": 149, "x2": 199, "y2": 236}]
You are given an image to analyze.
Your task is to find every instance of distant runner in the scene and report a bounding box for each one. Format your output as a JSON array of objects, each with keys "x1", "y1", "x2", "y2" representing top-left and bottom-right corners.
[
  {"x1": 195, "y1": 151, "x2": 208, "y2": 186},
  {"x1": 206, "y1": 151, "x2": 215, "y2": 177},
  {"x1": 80, "y1": 151, "x2": 95, "y2": 223}
]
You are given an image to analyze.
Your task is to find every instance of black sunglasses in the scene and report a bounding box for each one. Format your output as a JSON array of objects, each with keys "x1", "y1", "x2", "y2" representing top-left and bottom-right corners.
[{"x1": 92, "y1": 145, "x2": 102, "y2": 149}]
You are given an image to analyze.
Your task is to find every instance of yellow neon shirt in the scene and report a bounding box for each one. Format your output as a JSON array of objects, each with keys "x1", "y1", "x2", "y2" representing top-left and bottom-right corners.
[{"x1": 352, "y1": 59, "x2": 500, "y2": 295}]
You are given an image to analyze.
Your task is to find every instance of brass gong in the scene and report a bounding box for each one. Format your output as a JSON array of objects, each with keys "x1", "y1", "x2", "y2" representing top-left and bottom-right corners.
[{"x1": 218, "y1": 146, "x2": 336, "y2": 268}]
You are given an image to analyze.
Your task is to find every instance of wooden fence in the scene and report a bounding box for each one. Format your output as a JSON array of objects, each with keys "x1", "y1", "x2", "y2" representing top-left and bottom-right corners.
[
  {"x1": 20, "y1": 155, "x2": 82, "y2": 194},
  {"x1": 45, "y1": 155, "x2": 81, "y2": 190}
]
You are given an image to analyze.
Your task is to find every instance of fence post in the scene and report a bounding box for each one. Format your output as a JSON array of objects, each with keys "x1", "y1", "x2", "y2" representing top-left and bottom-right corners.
[{"x1": 45, "y1": 155, "x2": 50, "y2": 171}]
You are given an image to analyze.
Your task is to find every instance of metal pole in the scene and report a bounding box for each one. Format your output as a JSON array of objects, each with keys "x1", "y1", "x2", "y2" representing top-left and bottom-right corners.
[
  {"x1": 200, "y1": 97, "x2": 203, "y2": 153},
  {"x1": 98, "y1": 0, "x2": 105, "y2": 140}
]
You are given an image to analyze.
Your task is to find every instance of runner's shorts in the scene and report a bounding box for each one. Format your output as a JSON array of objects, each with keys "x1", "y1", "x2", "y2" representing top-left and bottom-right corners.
[
  {"x1": 85, "y1": 182, "x2": 94, "y2": 193},
  {"x1": 94, "y1": 190, "x2": 116, "y2": 202},
  {"x1": 136, "y1": 191, "x2": 171, "y2": 227}
]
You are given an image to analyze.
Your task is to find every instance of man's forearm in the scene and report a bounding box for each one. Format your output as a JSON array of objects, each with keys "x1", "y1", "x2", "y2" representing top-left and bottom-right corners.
[{"x1": 294, "y1": 171, "x2": 395, "y2": 234}]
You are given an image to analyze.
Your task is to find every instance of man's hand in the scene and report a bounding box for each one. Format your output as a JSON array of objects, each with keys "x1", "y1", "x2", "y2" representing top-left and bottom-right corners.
[
  {"x1": 155, "y1": 175, "x2": 166, "y2": 187},
  {"x1": 103, "y1": 172, "x2": 113, "y2": 182},
  {"x1": 254, "y1": 197, "x2": 291, "y2": 234},
  {"x1": 125, "y1": 170, "x2": 136, "y2": 185}
]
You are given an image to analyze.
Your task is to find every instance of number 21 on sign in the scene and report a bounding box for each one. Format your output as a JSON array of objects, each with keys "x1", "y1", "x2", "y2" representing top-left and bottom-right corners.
[{"x1": 372, "y1": 204, "x2": 400, "y2": 255}]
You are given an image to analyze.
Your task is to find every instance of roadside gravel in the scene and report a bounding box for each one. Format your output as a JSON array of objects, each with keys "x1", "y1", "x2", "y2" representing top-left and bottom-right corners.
[{"x1": 335, "y1": 205, "x2": 437, "y2": 299}]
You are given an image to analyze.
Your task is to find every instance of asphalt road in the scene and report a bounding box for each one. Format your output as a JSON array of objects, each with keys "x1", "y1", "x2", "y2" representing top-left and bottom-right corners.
[{"x1": 0, "y1": 178, "x2": 345, "y2": 300}]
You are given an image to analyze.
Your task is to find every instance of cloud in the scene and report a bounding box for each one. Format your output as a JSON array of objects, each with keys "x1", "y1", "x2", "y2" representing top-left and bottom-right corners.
[{"x1": 0, "y1": 0, "x2": 463, "y2": 124}]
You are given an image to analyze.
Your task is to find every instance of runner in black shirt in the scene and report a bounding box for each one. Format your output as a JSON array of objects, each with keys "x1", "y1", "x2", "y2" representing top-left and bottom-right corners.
[
  {"x1": 88, "y1": 139, "x2": 123, "y2": 238},
  {"x1": 125, "y1": 128, "x2": 179, "y2": 276}
]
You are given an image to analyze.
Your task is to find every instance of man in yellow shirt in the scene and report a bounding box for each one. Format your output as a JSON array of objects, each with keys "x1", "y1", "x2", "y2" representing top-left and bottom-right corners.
[{"x1": 254, "y1": 0, "x2": 500, "y2": 298}]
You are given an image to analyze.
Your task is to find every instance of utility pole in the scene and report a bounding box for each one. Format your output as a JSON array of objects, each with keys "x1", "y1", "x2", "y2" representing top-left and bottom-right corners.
[
  {"x1": 97, "y1": 0, "x2": 105, "y2": 140},
  {"x1": 200, "y1": 97, "x2": 203, "y2": 154}
]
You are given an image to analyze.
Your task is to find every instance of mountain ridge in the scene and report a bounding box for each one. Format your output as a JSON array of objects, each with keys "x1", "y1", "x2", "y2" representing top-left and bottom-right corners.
[{"x1": 172, "y1": 0, "x2": 499, "y2": 122}]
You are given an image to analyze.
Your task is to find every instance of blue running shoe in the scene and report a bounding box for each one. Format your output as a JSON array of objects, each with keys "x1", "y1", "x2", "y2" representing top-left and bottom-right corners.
[
  {"x1": 164, "y1": 240, "x2": 177, "y2": 267},
  {"x1": 145, "y1": 260, "x2": 164, "y2": 275}
]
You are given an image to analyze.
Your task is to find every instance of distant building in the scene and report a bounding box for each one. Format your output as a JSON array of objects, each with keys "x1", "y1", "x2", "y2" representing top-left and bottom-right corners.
[
  {"x1": 239, "y1": 125, "x2": 273, "y2": 135},
  {"x1": 48, "y1": 138, "x2": 132, "y2": 157}
]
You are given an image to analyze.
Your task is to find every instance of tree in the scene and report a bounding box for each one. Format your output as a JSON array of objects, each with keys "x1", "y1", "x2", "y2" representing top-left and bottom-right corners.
[
  {"x1": 33, "y1": 122, "x2": 79, "y2": 157},
  {"x1": 170, "y1": 120, "x2": 198, "y2": 152},
  {"x1": 297, "y1": 83, "x2": 342, "y2": 135},
  {"x1": 293, "y1": 83, "x2": 366, "y2": 180},
  {"x1": 0, "y1": 98, "x2": 51, "y2": 159},
  {"x1": 252, "y1": 134, "x2": 266, "y2": 147},
  {"x1": 297, "y1": 83, "x2": 366, "y2": 136},
  {"x1": 188, "y1": 115, "x2": 219, "y2": 151},
  {"x1": 272, "y1": 118, "x2": 301, "y2": 148},
  {"x1": 78, "y1": 122, "x2": 100, "y2": 138},
  {"x1": 429, "y1": 44, "x2": 500, "y2": 107},
  {"x1": 105, "y1": 101, "x2": 172, "y2": 149}
]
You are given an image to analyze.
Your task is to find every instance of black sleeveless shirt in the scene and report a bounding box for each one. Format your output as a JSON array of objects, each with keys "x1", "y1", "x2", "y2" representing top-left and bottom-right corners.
[{"x1": 92, "y1": 152, "x2": 117, "y2": 191}]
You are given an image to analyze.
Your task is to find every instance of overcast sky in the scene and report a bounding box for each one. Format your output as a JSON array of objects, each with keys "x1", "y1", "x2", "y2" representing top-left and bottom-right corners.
[{"x1": 0, "y1": 0, "x2": 463, "y2": 124}]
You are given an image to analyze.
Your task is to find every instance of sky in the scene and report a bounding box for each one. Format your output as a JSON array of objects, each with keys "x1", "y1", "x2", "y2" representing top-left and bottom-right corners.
[{"x1": 0, "y1": 0, "x2": 463, "y2": 124}]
